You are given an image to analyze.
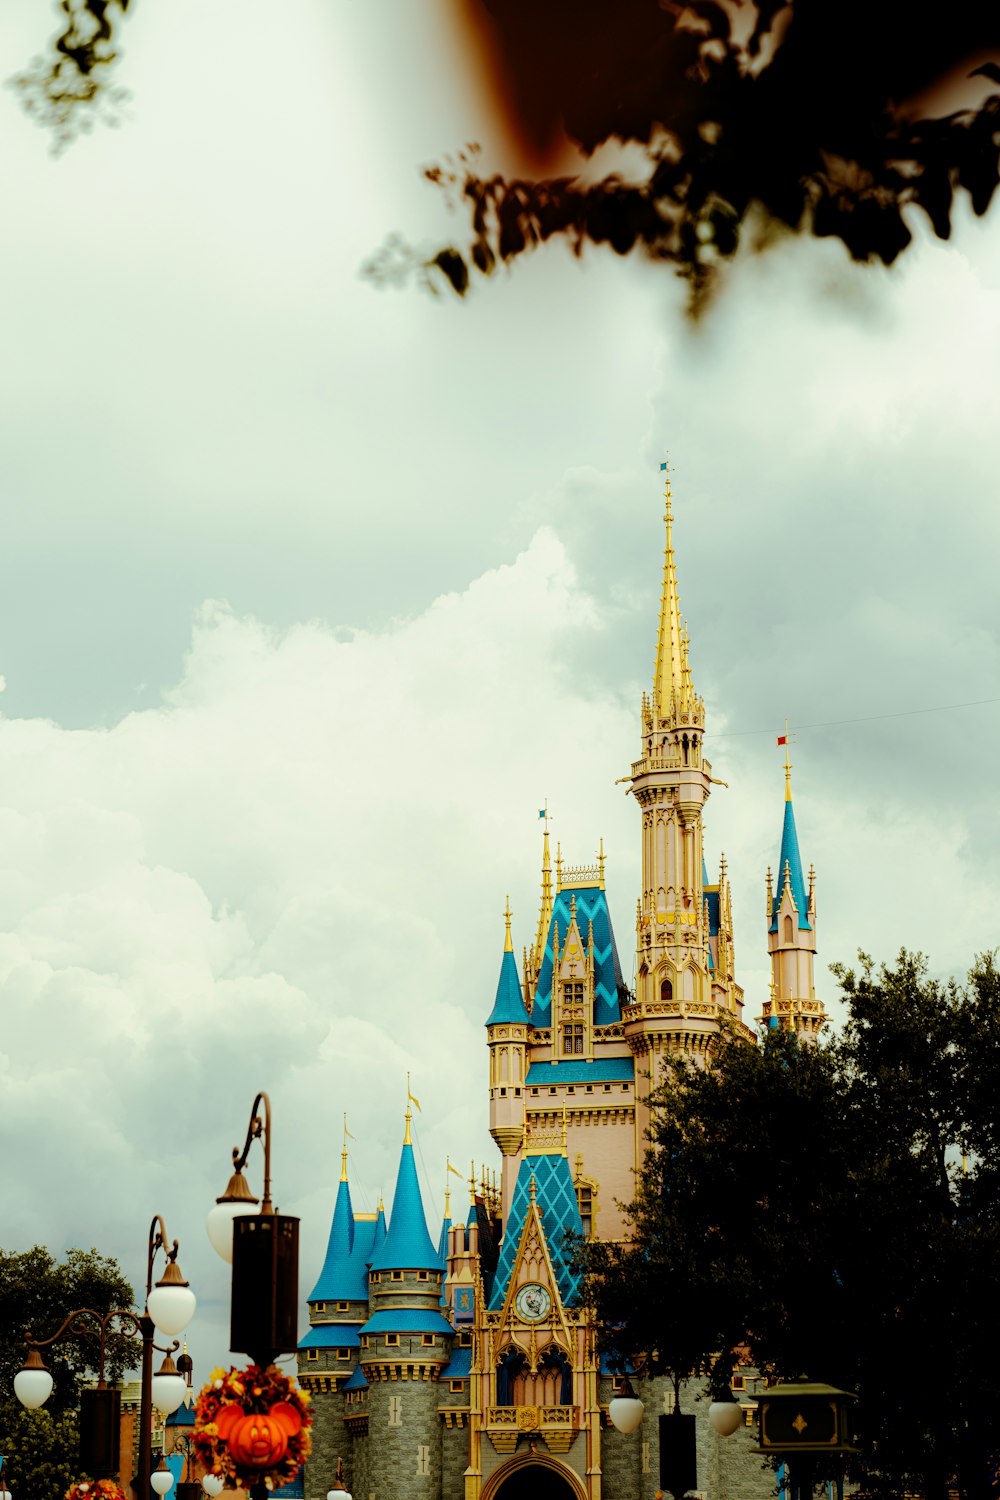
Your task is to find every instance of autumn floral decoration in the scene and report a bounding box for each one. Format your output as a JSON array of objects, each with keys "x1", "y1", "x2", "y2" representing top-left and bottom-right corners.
[
  {"x1": 66, "y1": 1482, "x2": 128, "y2": 1500},
  {"x1": 193, "y1": 1364, "x2": 312, "y2": 1486}
]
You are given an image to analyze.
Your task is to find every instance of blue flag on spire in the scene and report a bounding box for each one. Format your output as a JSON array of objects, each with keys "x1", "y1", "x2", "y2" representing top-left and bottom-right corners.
[{"x1": 659, "y1": 461, "x2": 668, "y2": 471}]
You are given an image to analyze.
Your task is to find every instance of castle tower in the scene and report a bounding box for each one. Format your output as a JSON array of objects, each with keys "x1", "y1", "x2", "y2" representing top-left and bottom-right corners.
[
  {"x1": 761, "y1": 750, "x2": 825, "y2": 1040},
  {"x1": 624, "y1": 462, "x2": 749, "y2": 1147},
  {"x1": 486, "y1": 901, "x2": 531, "y2": 1222},
  {"x1": 360, "y1": 1109, "x2": 453, "y2": 1499},
  {"x1": 297, "y1": 1134, "x2": 381, "y2": 1498}
]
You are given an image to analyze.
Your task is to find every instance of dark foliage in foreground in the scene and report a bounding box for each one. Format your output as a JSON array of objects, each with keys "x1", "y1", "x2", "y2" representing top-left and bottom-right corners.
[
  {"x1": 0, "y1": 1246, "x2": 137, "y2": 1500},
  {"x1": 369, "y1": 0, "x2": 1000, "y2": 309},
  {"x1": 577, "y1": 951, "x2": 1000, "y2": 1500}
]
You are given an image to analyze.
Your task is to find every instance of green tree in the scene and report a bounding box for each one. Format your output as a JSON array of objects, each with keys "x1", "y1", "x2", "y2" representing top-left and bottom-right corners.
[
  {"x1": 0, "y1": 1246, "x2": 137, "y2": 1500},
  {"x1": 580, "y1": 951, "x2": 1000, "y2": 1500}
]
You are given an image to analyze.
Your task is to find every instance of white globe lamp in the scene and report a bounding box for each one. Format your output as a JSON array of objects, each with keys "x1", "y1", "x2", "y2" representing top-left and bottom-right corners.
[
  {"x1": 709, "y1": 1395, "x2": 743, "y2": 1437},
  {"x1": 14, "y1": 1349, "x2": 54, "y2": 1409},
  {"x1": 207, "y1": 1166, "x2": 259, "y2": 1263},
  {"x1": 608, "y1": 1375, "x2": 645, "y2": 1434},
  {"x1": 150, "y1": 1463, "x2": 175, "y2": 1497},
  {"x1": 151, "y1": 1354, "x2": 188, "y2": 1416},
  {"x1": 201, "y1": 1478, "x2": 224, "y2": 1497},
  {"x1": 146, "y1": 1260, "x2": 196, "y2": 1338}
]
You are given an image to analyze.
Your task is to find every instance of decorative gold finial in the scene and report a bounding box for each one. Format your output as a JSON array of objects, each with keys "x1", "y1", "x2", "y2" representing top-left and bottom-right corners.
[
  {"x1": 341, "y1": 1114, "x2": 349, "y2": 1182},
  {"x1": 783, "y1": 719, "x2": 793, "y2": 801},
  {"x1": 469, "y1": 1159, "x2": 477, "y2": 1205},
  {"x1": 561, "y1": 1103, "x2": 568, "y2": 1153},
  {"x1": 503, "y1": 895, "x2": 513, "y2": 953},
  {"x1": 529, "y1": 1172, "x2": 537, "y2": 1203},
  {"x1": 404, "y1": 1102, "x2": 412, "y2": 1145},
  {"x1": 598, "y1": 837, "x2": 606, "y2": 886},
  {"x1": 555, "y1": 841, "x2": 563, "y2": 887}
]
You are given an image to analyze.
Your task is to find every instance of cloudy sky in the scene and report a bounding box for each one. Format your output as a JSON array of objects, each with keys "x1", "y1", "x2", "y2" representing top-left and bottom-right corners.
[{"x1": 1, "y1": 1, "x2": 998, "y2": 1380}]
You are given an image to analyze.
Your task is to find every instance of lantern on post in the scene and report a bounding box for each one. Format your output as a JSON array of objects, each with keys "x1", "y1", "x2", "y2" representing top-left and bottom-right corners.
[{"x1": 756, "y1": 1379, "x2": 857, "y2": 1500}]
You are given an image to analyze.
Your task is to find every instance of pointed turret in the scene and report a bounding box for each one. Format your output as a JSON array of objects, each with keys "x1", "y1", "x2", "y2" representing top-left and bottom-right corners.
[
  {"x1": 486, "y1": 898, "x2": 530, "y2": 1026},
  {"x1": 651, "y1": 463, "x2": 704, "y2": 731},
  {"x1": 627, "y1": 459, "x2": 745, "y2": 1159},
  {"x1": 764, "y1": 747, "x2": 825, "y2": 1041},
  {"x1": 369, "y1": 1109, "x2": 439, "y2": 1272},
  {"x1": 487, "y1": 901, "x2": 529, "y2": 1223},
  {"x1": 307, "y1": 1145, "x2": 355, "y2": 1302}
]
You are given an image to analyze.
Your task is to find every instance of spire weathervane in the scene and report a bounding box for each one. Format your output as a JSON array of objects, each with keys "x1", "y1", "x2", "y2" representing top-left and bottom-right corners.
[{"x1": 777, "y1": 719, "x2": 793, "y2": 800}]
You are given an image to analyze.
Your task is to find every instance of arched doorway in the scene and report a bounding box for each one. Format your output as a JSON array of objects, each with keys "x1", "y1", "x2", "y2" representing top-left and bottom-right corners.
[
  {"x1": 493, "y1": 1465, "x2": 578, "y2": 1499},
  {"x1": 484, "y1": 1453, "x2": 586, "y2": 1500}
]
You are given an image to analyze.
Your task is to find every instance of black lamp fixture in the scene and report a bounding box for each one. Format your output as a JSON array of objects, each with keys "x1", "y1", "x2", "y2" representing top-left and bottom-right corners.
[{"x1": 206, "y1": 1091, "x2": 299, "y2": 1369}]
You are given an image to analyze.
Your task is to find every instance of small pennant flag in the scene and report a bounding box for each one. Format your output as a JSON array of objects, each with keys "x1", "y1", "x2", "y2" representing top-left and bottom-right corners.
[
  {"x1": 659, "y1": 461, "x2": 668, "y2": 471},
  {"x1": 408, "y1": 1088, "x2": 422, "y2": 1113},
  {"x1": 447, "y1": 1159, "x2": 464, "y2": 1179},
  {"x1": 776, "y1": 735, "x2": 788, "y2": 746},
  {"x1": 538, "y1": 808, "x2": 546, "y2": 819}
]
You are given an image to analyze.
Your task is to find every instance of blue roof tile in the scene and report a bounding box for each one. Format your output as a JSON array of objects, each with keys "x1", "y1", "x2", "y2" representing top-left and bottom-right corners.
[
  {"x1": 370, "y1": 1138, "x2": 439, "y2": 1272},
  {"x1": 486, "y1": 947, "x2": 530, "y2": 1026},
  {"x1": 358, "y1": 1308, "x2": 454, "y2": 1336},
  {"x1": 308, "y1": 1178, "x2": 374, "y2": 1303},
  {"x1": 298, "y1": 1323, "x2": 361, "y2": 1350},
  {"x1": 771, "y1": 796, "x2": 812, "y2": 932},
  {"x1": 489, "y1": 1154, "x2": 584, "y2": 1312},
  {"x1": 342, "y1": 1365, "x2": 368, "y2": 1392},
  {"x1": 531, "y1": 886, "x2": 624, "y2": 1029},
  {"x1": 441, "y1": 1346, "x2": 471, "y2": 1379},
  {"x1": 526, "y1": 1058, "x2": 634, "y2": 1086}
]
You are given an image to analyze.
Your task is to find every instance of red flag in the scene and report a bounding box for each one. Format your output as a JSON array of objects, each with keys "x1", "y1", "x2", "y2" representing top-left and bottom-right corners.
[{"x1": 776, "y1": 735, "x2": 787, "y2": 746}]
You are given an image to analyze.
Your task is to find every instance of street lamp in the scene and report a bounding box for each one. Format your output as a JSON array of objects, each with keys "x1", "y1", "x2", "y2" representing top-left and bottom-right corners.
[
  {"x1": 708, "y1": 1389, "x2": 743, "y2": 1437},
  {"x1": 150, "y1": 1460, "x2": 175, "y2": 1497},
  {"x1": 13, "y1": 1217, "x2": 194, "y2": 1500},
  {"x1": 608, "y1": 1374, "x2": 645, "y2": 1435},
  {"x1": 200, "y1": 1479, "x2": 224, "y2": 1497},
  {"x1": 326, "y1": 1458, "x2": 352, "y2": 1500},
  {"x1": 207, "y1": 1091, "x2": 299, "y2": 1369}
]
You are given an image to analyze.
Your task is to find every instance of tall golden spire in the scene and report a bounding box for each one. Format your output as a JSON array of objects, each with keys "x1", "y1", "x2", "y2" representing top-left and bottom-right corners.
[
  {"x1": 530, "y1": 820, "x2": 554, "y2": 985},
  {"x1": 653, "y1": 458, "x2": 685, "y2": 722},
  {"x1": 503, "y1": 894, "x2": 513, "y2": 953}
]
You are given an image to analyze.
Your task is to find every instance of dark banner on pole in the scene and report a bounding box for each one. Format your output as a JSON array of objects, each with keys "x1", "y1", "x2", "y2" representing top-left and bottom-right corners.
[{"x1": 659, "y1": 1413, "x2": 697, "y2": 1499}]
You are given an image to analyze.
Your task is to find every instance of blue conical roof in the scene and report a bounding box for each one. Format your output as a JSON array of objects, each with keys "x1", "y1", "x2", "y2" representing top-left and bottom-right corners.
[
  {"x1": 371, "y1": 1202, "x2": 387, "y2": 1261},
  {"x1": 437, "y1": 1211, "x2": 452, "y2": 1267},
  {"x1": 486, "y1": 947, "x2": 530, "y2": 1026},
  {"x1": 370, "y1": 1133, "x2": 439, "y2": 1272},
  {"x1": 770, "y1": 795, "x2": 811, "y2": 932},
  {"x1": 309, "y1": 1175, "x2": 369, "y2": 1302}
]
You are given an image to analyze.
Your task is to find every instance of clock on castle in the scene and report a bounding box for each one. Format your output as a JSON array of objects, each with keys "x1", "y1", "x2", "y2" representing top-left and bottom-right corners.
[{"x1": 296, "y1": 461, "x2": 826, "y2": 1499}]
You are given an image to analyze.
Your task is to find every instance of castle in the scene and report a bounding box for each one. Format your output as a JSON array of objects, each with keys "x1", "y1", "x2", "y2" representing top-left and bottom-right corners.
[{"x1": 295, "y1": 465, "x2": 826, "y2": 1500}]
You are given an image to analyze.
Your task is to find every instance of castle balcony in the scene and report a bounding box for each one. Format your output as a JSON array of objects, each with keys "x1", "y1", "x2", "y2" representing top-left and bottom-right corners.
[{"x1": 485, "y1": 1405, "x2": 580, "y2": 1455}]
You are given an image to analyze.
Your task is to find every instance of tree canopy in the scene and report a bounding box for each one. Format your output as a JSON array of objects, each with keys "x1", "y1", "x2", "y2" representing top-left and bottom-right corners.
[
  {"x1": 579, "y1": 951, "x2": 1000, "y2": 1500},
  {"x1": 0, "y1": 1246, "x2": 137, "y2": 1500},
  {"x1": 12, "y1": 2, "x2": 1000, "y2": 309}
]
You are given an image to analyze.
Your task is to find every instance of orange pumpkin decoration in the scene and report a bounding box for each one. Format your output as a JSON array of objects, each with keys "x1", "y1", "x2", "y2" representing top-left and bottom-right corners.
[{"x1": 216, "y1": 1401, "x2": 303, "y2": 1470}]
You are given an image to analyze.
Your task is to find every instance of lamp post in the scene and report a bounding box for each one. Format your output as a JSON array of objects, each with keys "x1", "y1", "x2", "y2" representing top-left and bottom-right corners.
[
  {"x1": 608, "y1": 1370, "x2": 741, "y2": 1499},
  {"x1": 326, "y1": 1458, "x2": 352, "y2": 1500},
  {"x1": 13, "y1": 1219, "x2": 194, "y2": 1500},
  {"x1": 755, "y1": 1378, "x2": 857, "y2": 1500},
  {"x1": 206, "y1": 1091, "x2": 299, "y2": 1369}
]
